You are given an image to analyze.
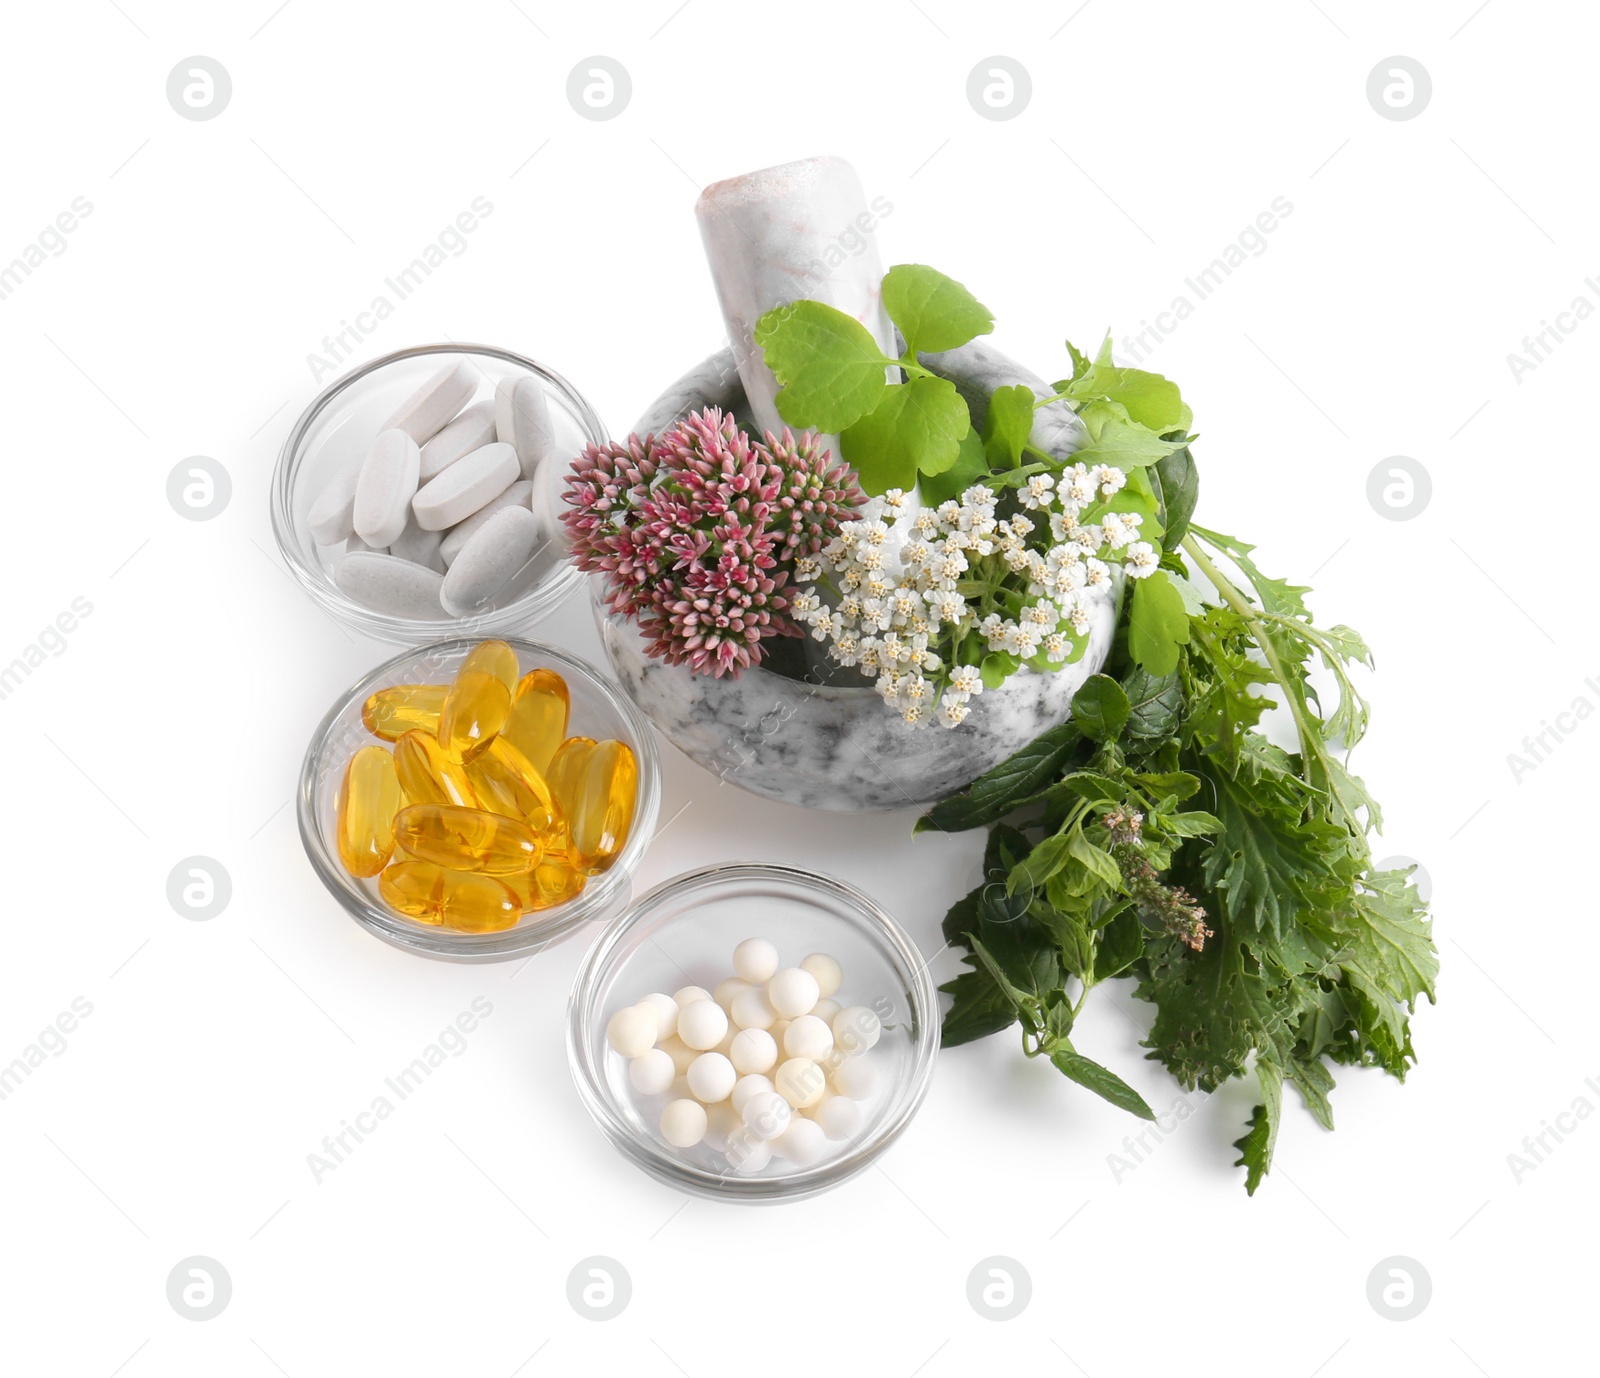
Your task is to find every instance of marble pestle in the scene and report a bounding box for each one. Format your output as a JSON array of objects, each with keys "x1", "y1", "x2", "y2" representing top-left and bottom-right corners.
[{"x1": 695, "y1": 156, "x2": 895, "y2": 457}]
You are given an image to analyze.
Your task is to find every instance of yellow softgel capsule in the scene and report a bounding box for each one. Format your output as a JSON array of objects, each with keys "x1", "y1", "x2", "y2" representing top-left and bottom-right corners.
[
  {"x1": 503, "y1": 859, "x2": 586, "y2": 913},
  {"x1": 465, "y1": 737, "x2": 564, "y2": 837},
  {"x1": 336, "y1": 745, "x2": 401, "y2": 878},
  {"x1": 459, "y1": 639, "x2": 519, "y2": 693},
  {"x1": 501, "y1": 669, "x2": 570, "y2": 776},
  {"x1": 361, "y1": 684, "x2": 447, "y2": 741},
  {"x1": 561, "y1": 738, "x2": 638, "y2": 874},
  {"x1": 393, "y1": 729, "x2": 477, "y2": 809},
  {"x1": 546, "y1": 735, "x2": 596, "y2": 812},
  {"x1": 378, "y1": 861, "x2": 521, "y2": 933},
  {"x1": 393, "y1": 803, "x2": 542, "y2": 875},
  {"x1": 438, "y1": 670, "x2": 511, "y2": 763}
]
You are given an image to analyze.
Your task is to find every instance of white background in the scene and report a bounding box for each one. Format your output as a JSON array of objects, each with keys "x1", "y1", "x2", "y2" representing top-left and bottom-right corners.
[{"x1": 0, "y1": 1, "x2": 1592, "y2": 1373}]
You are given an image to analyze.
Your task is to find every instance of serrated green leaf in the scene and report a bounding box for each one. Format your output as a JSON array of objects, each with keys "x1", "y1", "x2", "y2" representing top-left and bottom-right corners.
[
  {"x1": 1232, "y1": 1057, "x2": 1283, "y2": 1195},
  {"x1": 883, "y1": 263, "x2": 995, "y2": 356},
  {"x1": 754, "y1": 299, "x2": 892, "y2": 432},
  {"x1": 1121, "y1": 669, "x2": 1184, "y2": 740}
]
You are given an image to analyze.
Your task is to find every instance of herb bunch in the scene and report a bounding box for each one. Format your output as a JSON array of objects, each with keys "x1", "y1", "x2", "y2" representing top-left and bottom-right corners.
[{"x1": 919, "y1": 354, "x2": 1437, "y2": 1195}]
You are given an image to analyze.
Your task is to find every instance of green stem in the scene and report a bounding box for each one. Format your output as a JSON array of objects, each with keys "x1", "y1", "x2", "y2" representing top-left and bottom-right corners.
[{"x1": 1180, "y1": 534, "x2": 1319, "y2": 785}]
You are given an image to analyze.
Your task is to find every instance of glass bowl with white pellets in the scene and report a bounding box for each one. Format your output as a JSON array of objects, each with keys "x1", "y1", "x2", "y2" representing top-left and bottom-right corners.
[
  {"x1": 272, "y1": 343, "x2": 596, "y2": 643},
  {"x1": 567, "y1": 863, "x2": 940, "y2": 1201}
]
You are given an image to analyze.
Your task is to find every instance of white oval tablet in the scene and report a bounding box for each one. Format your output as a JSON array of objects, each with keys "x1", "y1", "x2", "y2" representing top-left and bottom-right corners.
[
  {"x1": 440, "y1": 506, "x2": 542, "y2": 616},
  {"x1": 353, "y1": 429, "x2": 421, "y2": 548},
  {"x1": 439, "y1": 480, "x2": 533, "y2": 566},
  {"x1": 308, "y1": 460, "x2": 362, "y2": 545},
  {"x1": 495, "y1": 374, "x2": 554, "y2": 478},
  {"x1": 418, "y1": 399, "x2": 497, "y2": 481},
  {"x1": 412, "y1": 442, "x2": 520, "y2": 532},
  {"x1": 379, "y1": 360, "x2": 476, "y2": 445},
  {"x1": 333, "y1": 551, "x2": 447, "y2": 619}
]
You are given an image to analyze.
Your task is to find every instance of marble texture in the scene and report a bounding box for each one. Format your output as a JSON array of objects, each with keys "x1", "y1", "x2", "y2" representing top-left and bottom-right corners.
[
  {"x1": 695, "y1": 156, "x2": 896, "y2": 457},
  {"x1": 596, "y1": 341, "x2": 1112, "y2": 812}
]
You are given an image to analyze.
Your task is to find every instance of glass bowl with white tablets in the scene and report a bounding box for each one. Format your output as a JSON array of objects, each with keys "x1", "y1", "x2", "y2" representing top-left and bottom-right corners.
[
  {"x1": 272, "y1": 343, "x2": 597, "y2": 643},
  {"x1": 567, "y1": 863, "x2": 940, "y2": 1201}
]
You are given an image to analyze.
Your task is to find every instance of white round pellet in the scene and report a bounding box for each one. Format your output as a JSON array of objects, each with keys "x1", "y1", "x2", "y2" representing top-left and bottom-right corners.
[
  {"x1": 732, "y1": 1074, "x2": 775, "y2": 1114},
  {"x1": 704, "y1": 1103, "x2": 742, "y2": 1154},
  {"x1": 729, "y1": 1028, "x2": 778, "y2": 1076},
  {"x1": 730, "y1": 1139, "x2": 772, "y2": 1173},
  {"x1": 800, "y1": 953, "x2": 843, "y2": 999},
  {"x1": 677, "y1": 998, "x2": 729, "y2": 1051},
  {"x1": 774, "y1": 1058, "x2": 827, "y2": 1109},
  {"x1": 628, "y1": 1048, "x2": 675, "y2": 1096},
  {"x1": 638, "y1": 992, "x2": 679, "y2": 1041},
  {"x1": 814, "y1": 1094, "x2": 863, "y2": 1140},
  {"x1": 714, "y1": 976, "x2": 752, "y2": 1008},
  {"x1": 658, "y1": 1035, "x2": 697, "y2": 1075},
  {"x1": 730, "y1": 987, "x2": 777, "y2": 1030},
  {"x1": 830, "y1": 1056, "x2": 878, "y2": 1099},
  {"x1": 832, "y1": 1005, "x2": 881, "y2": 1054},
  {"x1": 673, "y1": 985, "x2": 712, "y2": 1008},
  {"x1": 783, "y1": 1014, "x2": 834, "y2": 1063},
  {"x1": 661, "y1": 1098, "x2": 708, "y2": 1148},
  {"x1": 687, "y1": 1052, "x2": 737, "y2": 1104},
  {"x1": 768, "y1": 968, "x2": 820, "y2": 1018},
  {"x1": 606, "y1": 1004, "x2": 658, "y2": 1058},
  {"x1": 772, "y1": 1117, "x2": 827, "y2": 1167},
  {"x1": 741, "y1": 1090, "x2": 792, "y2": 1142},
  {"x1": 732, "y1": 937, "x2": 780, "y2": 983},
  {"x1": 812, "y1": 998, "x2": 841, "y2": 1025}
]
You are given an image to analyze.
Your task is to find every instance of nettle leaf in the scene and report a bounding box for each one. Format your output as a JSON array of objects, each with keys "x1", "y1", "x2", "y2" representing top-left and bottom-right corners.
[
  {"x1": 1233, "y1": 1057, "x2": 1284, "y2": 1196},
  {"x1": 1050, "y1": 1045, "x2": 1156, "y2": 1120},
  {"x1": 1121, "y1": 669, "x2": 1184, "y2": 741},
  {"x1": 1128, "y1": 569, "x2": 1192, "y2": 675},
  {"x1": 755, "y1": 300, "x2": 892, "y2": 432},
  {"x1": 1071, "y1": 674, "x2": 1131, "y2": 744},
  {"x1": 981, "y1": 383, "x2": 1036, "y2": 468},
  {"x1": 882, "y1": 263, "x2": 995, "y2": 356},
  {"x1": 1287, "y1": 1052, "x2": 1336, "y2": 1131},
  {"x1": 920, "y1": 425, "x2": 988, "y2": 507},
  {"x1": 840, "y1": 374, "x2": 968, "y2": 495}
]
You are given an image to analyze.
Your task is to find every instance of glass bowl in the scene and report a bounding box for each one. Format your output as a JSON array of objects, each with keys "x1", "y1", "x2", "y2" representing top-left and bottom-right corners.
[
  {"x1": 567, "y1": 863, "x2": 940, "y2": 1201},
  {"x1": 271, "y1": 343, "x2": 597, "y2": 643},
  {"x1": 298, "y1": 637, "x2": 660, "y2": 960}
]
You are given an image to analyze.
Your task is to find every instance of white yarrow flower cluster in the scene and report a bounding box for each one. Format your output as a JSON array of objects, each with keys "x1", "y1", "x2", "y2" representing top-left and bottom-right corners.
[{"x1": 793, "y1": 464, "x2": 1152, "y2": 730}]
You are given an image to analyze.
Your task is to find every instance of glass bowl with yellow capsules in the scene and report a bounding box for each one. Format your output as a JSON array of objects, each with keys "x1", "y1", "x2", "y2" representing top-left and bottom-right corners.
[{"x1": 299, "y1": 636, "x2": 661, "y2": 958}]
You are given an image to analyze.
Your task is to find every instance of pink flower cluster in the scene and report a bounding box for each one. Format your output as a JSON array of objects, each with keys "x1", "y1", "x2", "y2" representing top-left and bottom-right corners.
[{"x1": 562, "y1": 408, "x2": 864, "y2": 678}]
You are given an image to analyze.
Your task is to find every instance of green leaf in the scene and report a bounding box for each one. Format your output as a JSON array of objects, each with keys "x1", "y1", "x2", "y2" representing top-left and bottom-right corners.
[
  {"x1": 1073, "y1": 400, "x2": 1188, "y2": 470},
  {"x1": 1070, "y1": 674, "x2": 1131, "y2": 744},
  {"x1": 1153, "y1": 446, "x2": 1199, "y2": 548},
  {"x1": 1094, "y1": 907, "x2": 1146, "y2": 982},
  {"x1": 1287, "y1": 1053, "x2": 1336, "y2": 1131},
  {"x1": 840, "y1": 375, "x2": 969, "y2": 495},
  {"x1": 1049, "y1": 1046, "x2": 1156, "y2": 1120},
  {"x1": 981, "y1": 383, "x2": 1036, "y2": 468},
  {"x1": 1057, "y1": 355, "x2": 1192, "y2": 434},
  {"x1": 915, "y1": 721, "x2": 1083, "y2": 834},
  {"x1": 920, "y1": 425, "x2": 989, "y2": 506},
  {"x1": 1133, "y1": 769, "x2": 1200, "y2": 802},
  {"x1": 754, "y1": 300, "x2": 892, "y2": 432},
  {"x1": 1232, "y1": 1056, "x2": 1283, "y2": 1195},
  {"x1": 882, "y1": 263, "x2": 995, "y2": 356},
  {"x1": 1008, "y1": 832, "x2": 1078, "y2": 897},
  {"x1": 939, "y1": 968, "x2": 1019, "y2": 1047},
  {"x1": 980, "y1": 650, "x2": 1021, "y2": 691},
  {"x1": 1121, "y1": 669, "x2": 1184, "y2": 741},
  {"x1": 1128, "y1": 569, "x2": 1191, "y2": 675}
]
